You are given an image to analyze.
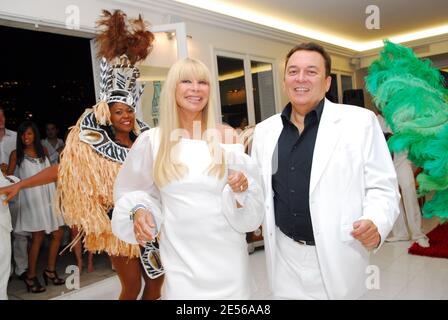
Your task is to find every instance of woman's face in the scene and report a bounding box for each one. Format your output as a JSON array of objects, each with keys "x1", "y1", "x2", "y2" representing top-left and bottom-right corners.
[
  {"x1": 110, "y1": 102, "x2": 135, "y2": 133},
  {"x1": 21, "y1": 127, "x2": 35, "y2": 147},
  {"x1": 176, "y1": 77, "x2": 210, "y2": 115}
]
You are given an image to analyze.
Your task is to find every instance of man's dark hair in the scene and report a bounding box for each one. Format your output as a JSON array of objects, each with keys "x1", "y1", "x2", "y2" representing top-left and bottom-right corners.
[
  {"x1": 284, "y1": 42, "x2": 332, "y2": 77},
  {"x1": 46, "y1": 122, "x2": 59, "y2": 128}
]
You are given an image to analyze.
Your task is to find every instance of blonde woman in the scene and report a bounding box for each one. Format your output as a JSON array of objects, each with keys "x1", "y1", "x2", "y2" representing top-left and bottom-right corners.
[{"x1": 112, "y1": 58, "x2": 264, "y2": 299}]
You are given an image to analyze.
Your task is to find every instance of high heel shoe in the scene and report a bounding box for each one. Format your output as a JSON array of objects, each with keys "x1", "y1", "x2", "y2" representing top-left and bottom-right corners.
[
  {"x1": 23, "y1": 276, "x2": 46, "y2": 293},
  {"x1": 42, "y1": 269, "x2": 65, "y2": 286}
]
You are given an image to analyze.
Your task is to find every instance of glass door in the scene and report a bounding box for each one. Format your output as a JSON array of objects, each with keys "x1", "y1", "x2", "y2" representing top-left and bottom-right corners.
[
  {"x1": 215, "y1": 51, "x2": 279, "y2": 129},
  {"x1": 250, "y1": 60, "x2": 276, "y2": 123},
  {"x1": 216, "y1": 55, "x2": 249, "y2": 129}
]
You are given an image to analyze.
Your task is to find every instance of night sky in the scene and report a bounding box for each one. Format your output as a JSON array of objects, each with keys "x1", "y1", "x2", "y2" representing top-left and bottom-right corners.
[{"x1": 0, "y1": 25, "x2": 96, "y2": 138}]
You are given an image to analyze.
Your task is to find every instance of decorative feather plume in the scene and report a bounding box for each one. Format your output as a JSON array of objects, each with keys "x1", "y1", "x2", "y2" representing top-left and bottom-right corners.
[
  {"x1": 127, "y1": 14, "x2": 155, "y2": 65},
  {"x1": 366, "y1": 40, "x2": 448, "y2": 220},
  {"x1": 95, "y1": 10, "x2": 155, "y2": 65},
  {"x1": 95, "y1": 10, "x2": 129, "y2": 63}
]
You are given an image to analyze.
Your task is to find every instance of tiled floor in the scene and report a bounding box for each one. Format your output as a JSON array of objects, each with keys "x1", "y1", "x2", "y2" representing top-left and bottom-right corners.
[
  {"x1": 7, "y1": 249, "x2": 115, "y2": 300},
  {"x1": 361, "y1": 216, "x2": 448, "y2": 300},
  {"x1": 360, "y1": 240, "x2": 448, "y2": 299},
  {"x1": 7, "y1": 217, "x2": 448, "y2": 300}
]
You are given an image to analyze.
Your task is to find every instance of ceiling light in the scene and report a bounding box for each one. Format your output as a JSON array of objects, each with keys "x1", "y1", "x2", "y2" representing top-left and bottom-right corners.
[{"x1": 175, "y1": 0, "x2": 448, "y2": 51}]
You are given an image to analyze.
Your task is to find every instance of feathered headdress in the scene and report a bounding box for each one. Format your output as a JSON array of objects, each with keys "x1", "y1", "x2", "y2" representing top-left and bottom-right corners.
[
  {"x1": 78, "y1": 10, "x2": 153, "y2": 162},
  {"x1": 366, "y1": 40, "x2": 448, "y2": 220},
  {"x1": 93, "y1": 9, "x2": 154, "y2": 125}
]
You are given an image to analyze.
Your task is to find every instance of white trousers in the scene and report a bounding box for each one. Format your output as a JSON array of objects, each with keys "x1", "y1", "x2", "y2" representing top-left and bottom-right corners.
[
  {"x1": 9, "y1": 199, "x2": 29, "y2": 275},
  {"x1": 12, "y1": 232, "x2": 29, "y2": 275},
  {"x1": 390, "y1": 153, "x2": 426, "y2": 240},
  {"x1": 272, "y1": 228, "x2": 329, "y2": 300},
  {"x1": 0, "y1": 227, "x2": 11, "y2": 299}
]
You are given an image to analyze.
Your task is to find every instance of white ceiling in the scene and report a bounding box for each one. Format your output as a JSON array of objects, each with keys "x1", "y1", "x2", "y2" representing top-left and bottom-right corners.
[{"x1": 174, "y1": 0, "x2": 448, "y2": 51}]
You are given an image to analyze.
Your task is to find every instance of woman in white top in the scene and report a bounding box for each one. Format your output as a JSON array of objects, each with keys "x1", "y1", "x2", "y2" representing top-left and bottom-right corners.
[
  {"x1": 7, "y1": 121, "x2": 65, "y2": 293},
  {"x1": 112, "y1": 58, "x2": 264, "y2": 299}
]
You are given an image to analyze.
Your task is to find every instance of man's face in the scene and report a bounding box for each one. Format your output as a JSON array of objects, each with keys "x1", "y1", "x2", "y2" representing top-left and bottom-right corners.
[
  {"x1": 0, "y1": 110, "x2": 5, "y2": 130},
  {"x1": 46, "y1": 124, "x2": 58, "y2": 138},
  {"x1": 284, "y1": 50, "x2": 331, "y2": 111}
]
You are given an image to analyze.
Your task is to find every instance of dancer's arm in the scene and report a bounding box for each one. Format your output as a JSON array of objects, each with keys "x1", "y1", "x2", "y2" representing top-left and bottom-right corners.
[{"x1": 0, "y1": 164, "x2": 59, "y2": 203}]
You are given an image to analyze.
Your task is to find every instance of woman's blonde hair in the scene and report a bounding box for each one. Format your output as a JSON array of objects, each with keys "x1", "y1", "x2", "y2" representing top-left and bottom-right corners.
[{"x1": 154, "y1": 58, "x2": 225, "y2": 187}]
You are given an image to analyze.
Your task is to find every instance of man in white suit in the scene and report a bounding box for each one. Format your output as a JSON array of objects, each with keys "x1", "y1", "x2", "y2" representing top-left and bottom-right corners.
[
  {"x1": 251, "y1": 43, "x2": 400, "y2": 299},
  {"x1": 0, "y1": 173, "x2": 19, "y2": 299}
]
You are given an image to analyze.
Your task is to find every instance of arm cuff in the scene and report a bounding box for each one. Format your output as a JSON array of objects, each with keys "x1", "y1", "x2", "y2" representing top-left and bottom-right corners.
[{"x1": 129, "y1": 204, "x2": 147, "y2": 221}]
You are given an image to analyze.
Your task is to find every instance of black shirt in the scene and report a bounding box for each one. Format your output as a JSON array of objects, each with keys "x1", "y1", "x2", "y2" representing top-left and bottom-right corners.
[{"x1": 272, "y1": 99, "x2": 325, "y2": 242}]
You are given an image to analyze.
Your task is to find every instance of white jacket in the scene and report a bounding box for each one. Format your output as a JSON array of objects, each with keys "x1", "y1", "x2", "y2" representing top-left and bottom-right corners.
[{"x1": 251, "y1": 99, "x2": 400, "y2": 299}]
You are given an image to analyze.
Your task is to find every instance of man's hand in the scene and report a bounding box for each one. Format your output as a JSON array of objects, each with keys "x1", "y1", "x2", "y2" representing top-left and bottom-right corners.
[
  {"x1": 351, "y1": 219, "x2": 380, "y2": 250},
  {"x1": 133, "y1": 209, "x2": 157, "y2": 246},
  {"x1": 0, "y1": 183, "x2": 21, "y2": 205}
]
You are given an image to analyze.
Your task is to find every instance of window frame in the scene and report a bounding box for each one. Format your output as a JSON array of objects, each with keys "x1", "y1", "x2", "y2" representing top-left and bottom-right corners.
[{"x1": 212, "y1": 49, "x2": 280, "y2": 125}]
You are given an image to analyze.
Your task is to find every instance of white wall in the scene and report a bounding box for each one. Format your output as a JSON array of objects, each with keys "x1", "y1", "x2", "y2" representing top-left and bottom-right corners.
[
  {"x1": 0, "y1": 0, "x2": 176, "y2": 67},
  {"x1": 0, "y1": 0, "x2": 165, "y2": 30},
  {"x1": 2, "y1": 0, "x2": 446, "y2": 93},
  {"x1": 358, "y1": 37, "x2": 448, "y2": 69},
  {"x1": 184, "y1": 19, "x2": 287, "y2": 110},
  {"x1": 0, "y1": 0, "x2": 357, "y2": 113},
  {"x1": 183, "y1": 19, "x2": 355, "y2": 110}
]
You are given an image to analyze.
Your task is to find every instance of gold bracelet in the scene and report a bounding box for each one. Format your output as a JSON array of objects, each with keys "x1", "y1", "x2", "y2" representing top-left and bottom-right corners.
[{"x1": 129, "y1": 204, "x2": 147, "y2": 221}]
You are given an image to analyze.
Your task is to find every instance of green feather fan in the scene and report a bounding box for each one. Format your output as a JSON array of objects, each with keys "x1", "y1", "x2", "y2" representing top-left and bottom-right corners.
[{"x1": 366, "y1": 40, "x2": 448, "y2": 220}]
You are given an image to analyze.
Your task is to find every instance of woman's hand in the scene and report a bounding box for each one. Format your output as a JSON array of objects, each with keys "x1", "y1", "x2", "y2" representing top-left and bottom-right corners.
[
  {"x1": 0, "y1": 182, "x2": 22, "y2": 205},
  {"x1": 133, "y1": 208, "x2": 157, "y2": 246},
  {"x1": 228, "y1": 171, "x2": 248, "y2": 193}
]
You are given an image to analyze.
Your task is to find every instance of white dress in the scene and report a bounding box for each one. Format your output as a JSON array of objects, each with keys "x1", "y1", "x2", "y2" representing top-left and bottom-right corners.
[
  {"x1": 112, "y1": 128, "x2": 264, "y2": 299},
  {"x1": 14, "y1": 155, "x2": 64, "y2": 234}
]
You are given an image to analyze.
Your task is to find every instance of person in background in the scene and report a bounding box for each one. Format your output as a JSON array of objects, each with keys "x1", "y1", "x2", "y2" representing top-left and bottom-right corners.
[
  {"x1": 0, "y1": 105, "x2": 29, "y2": 282},
  {"x1": 41, "y1": 122, "x2": 94, "y2": 270},
  {"x1": 7, "y1": 121, "x2": 65, "y2": 293},
  {"x1": 0, "y1": 105, "x2": 17, "y2": 175},
  {"x1": 236, "y1": 117, "x2": 249, "y2": 134},
  {"x1": 41, "y1": 122, "x2": 64, "y2": 165},
  {"x1": 386, "y1": 152, "x2": 430, "y2": 247},
  {"x1": 374, "y1": 108, "x2": 430, "y2": 248},
  {"x1": 0, "y1": 172, "x2": 19, "y2": 299}
]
